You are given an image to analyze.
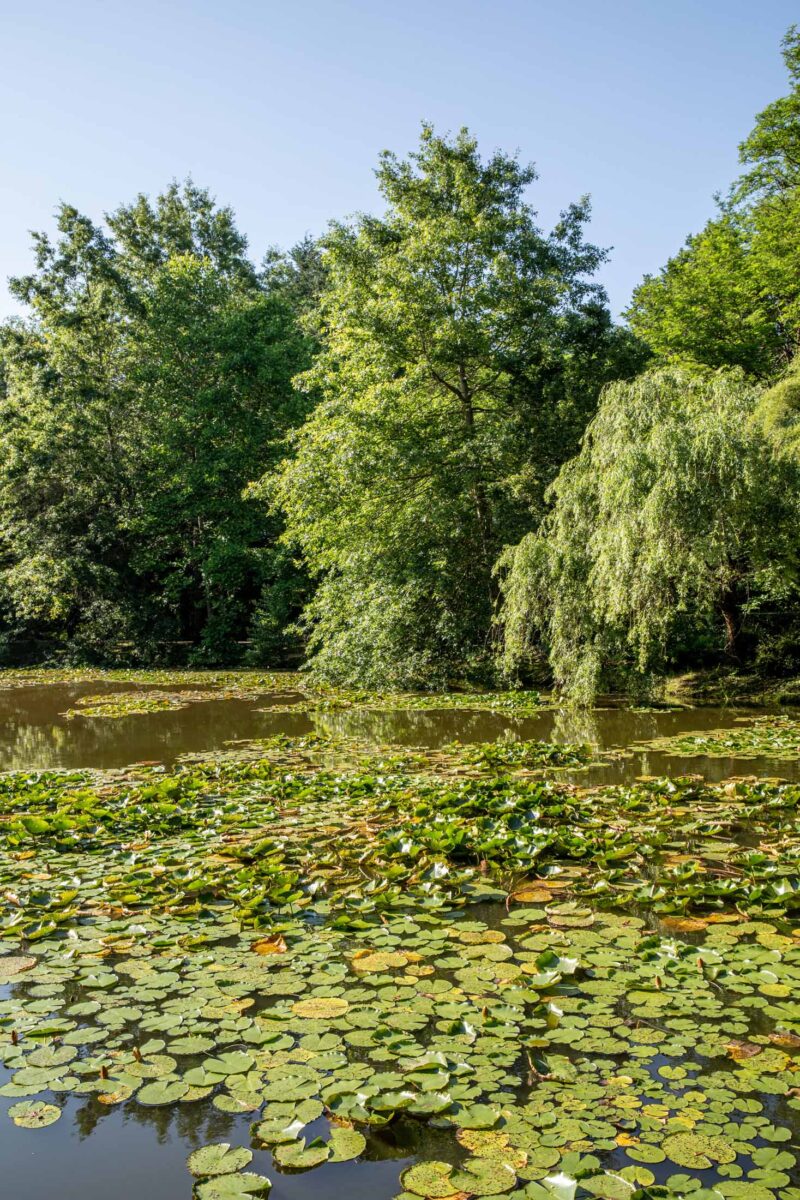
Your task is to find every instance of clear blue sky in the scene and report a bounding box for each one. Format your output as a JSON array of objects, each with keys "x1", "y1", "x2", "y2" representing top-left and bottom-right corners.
[{"x1": 1, "y1": 0, "x2": 797, "y2": 318}]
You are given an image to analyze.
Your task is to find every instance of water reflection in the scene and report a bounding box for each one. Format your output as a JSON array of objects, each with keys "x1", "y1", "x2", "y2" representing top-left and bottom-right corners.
[
  {"x1": 0, "y1": 682, "x2": 797, "y2": 785},
  {"x1": 0, "y1": 1088, "x2": 411, "y2": 1200},
  {"x1": 0, "y1": 684, "x2": 314, "y2": 771}
]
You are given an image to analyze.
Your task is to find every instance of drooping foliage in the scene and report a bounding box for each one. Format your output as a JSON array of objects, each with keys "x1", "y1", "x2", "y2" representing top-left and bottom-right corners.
[
  {"x1": 0, "y1": 183, "x2": 312, "y2": 663},
  {"x1": 265, "y1": 125, "x2": 645, "y2": 689},
  {"x1": 500, "y1": 369, "x2": 800, "y2": 702},
  {"x1": 756, "y1": 361, "x2": 800, "y2": 461},
  {"x1": 627, "y1": 26, "x2": 800, "y2": 379}
]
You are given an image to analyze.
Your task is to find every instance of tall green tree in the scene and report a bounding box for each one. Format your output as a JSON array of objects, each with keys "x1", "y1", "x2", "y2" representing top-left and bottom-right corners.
[
  {"x1": 627, "y1": 27, "x2": 800, "y2": 378},
  {"x1": 266, "y1": 125, "x2": 645, "y2": 688},
  {"x1": 125, "y1": 254, "x2": 310, "y2": 659},
  {"x1": 500, "y1": 369, "x2": 800, "y2": 702},
  {"x1": 0, "y1": 183, "x2": 311, "y2": 662}
]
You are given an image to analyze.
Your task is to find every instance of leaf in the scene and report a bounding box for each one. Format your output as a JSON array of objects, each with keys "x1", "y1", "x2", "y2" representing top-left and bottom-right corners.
[
  {"x1": 291, "y1": 997, "x2": 349, "y2": 1019},
  {"x1": 452, "y1": 1103, "x2": 501, "y2": 1129},
  {"x1": 202, "y1": 1051, "x2": 255, "y2": 1077},
  {"x1": 401, "y1": 1161, "x2": 459, "y2": 1199},
  {"x1": 660, "y1": 916, "x2": 708, "y2": 932},
  {"x1": 136, "y1": 1080, "x2": 189, "y2": 1105},
  {"x1": 8, "y1": 1101, "x2": 61, "y2": 1128},
  {"x1": 195, "y1": 1173, "x2": 272, "y2": 1198},
  {"x1": 580, "y1": 1174, "x2": 636, "y2": 1199},
  {"x1": 0, "y1": 955, "x2": 36, "y2": 979},
  {"x1": 251, "y1": 935, "x2": 287, "y2": 956},
  {"x1": 328, "y1": 1126, "x2": 366, "y2": 1162},
  {"x1": 187, "y1": 1143, "x2": 253, "y2": 1178},
  {"x1": 450, "y1": 1156, "x2": 517, "y2": 1195},
  {"x1": 272, "y1": 1137, "x2": 330, "y2": 1169},
  {"x1": 662, "y1": 1132, "x2": 737, "y2": 1169}
]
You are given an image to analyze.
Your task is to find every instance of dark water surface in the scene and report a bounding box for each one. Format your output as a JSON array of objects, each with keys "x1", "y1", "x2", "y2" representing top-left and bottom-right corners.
[
  {"x1": 0, "y1": 1085, "x2": 413, "y2": 1200},
  {"x1": 0, "y1": 680, "x2": 796, "y2": 784}
]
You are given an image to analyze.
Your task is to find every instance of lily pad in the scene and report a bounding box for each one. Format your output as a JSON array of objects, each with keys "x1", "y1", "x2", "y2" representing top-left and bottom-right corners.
[
  {"x1": 8, "y1": 1101, "x2": 61, "y2": 1129},
  {"x1": 401, "y1": 1161, "x2": 459, "y2": 1198},
  {"x1": 187, "y1": 1144, "x2": 254, "y2": 1178},
  {"x1": 328, "y1": 1126, "x2": 367, "y2": 1162},
  {"x1": 136, "y1": 1080, "x2": 189, "y2": 1106},
  {"x1": 195, "y1": 1173, "x2": 272, "y2": 1198},
  {"x1": 662, "y1": 1132, "x2": 737, "y2": 1169}
]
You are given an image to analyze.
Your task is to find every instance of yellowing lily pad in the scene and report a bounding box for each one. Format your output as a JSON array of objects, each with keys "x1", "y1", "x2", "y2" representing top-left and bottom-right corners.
[
  {"x1": 400, "y1": 1161, "x2": 459, "y2": 1198},
  {"x1": 291, "y1": 997, "x2": 349, "y2": 1019},
  {"x1": 0, "y1": 955, "x2": 37, "y2": 980},
  {"x1": 8, "y1": 1101, "x2": 61, "y2": 1129},
  {"x1": 196, "y1": 1173, "x2": 272, "y2": 1198}
]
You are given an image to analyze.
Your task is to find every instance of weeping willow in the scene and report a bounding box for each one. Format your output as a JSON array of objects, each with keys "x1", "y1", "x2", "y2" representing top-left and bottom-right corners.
[{"x1": 499, "y1": 368, "x2": 800, "y2": 703}]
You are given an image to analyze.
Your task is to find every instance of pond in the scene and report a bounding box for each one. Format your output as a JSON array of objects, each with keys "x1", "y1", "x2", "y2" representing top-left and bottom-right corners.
[
  {"x1": 1, "y1": 673, "x2": 799, "y2": 1200},
  {"x1": 0, "y1": 678, "x2": 797, "y2": 784}
]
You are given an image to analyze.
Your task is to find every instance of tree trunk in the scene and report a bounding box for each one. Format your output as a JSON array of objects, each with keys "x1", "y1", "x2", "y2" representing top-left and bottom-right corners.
[
  {"x1": 719, "y1": 589, "x2": 741, "y2": 659},
  {"x1": 456, "y1": 365, "x2": 495, "y2": 578}
]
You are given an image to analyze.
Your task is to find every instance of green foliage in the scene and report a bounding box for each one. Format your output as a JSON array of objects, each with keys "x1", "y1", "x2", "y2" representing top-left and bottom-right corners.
[
  {"x1": 628, "y1": 27, "x2": 800, "y2": 377},
  {"x1": 0, "y1": 183, "x2": 312, "y2": 663},
  {"x1": 499, "y1": 369, "x2": 800, "y2": 701},
  {"x1": 755, "y1": 362, "x2": 800, "y2": 460},
  {"x1": 266, "y1": 125, "x2": 644, "y2": 688},
  {"x1": 737, "y1": 25, "x2": 800, "y2": 200},
  {"x1": 626, "y1": 213, "x2": 782, "y2": 377}
]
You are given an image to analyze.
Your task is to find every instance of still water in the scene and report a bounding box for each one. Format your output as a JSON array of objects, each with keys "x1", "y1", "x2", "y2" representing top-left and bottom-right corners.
[{"x1": 0, "y1": 680, "x2": 795, "y2": 784}]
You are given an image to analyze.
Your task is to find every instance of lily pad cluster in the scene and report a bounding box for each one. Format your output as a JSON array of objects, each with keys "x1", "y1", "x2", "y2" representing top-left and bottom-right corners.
[
  {"x1": 638, "y1": 715, "x2": 800, "y2": 761},
  {"x1": 440, "y1": 738, "x2": 597, "y2": 772},
  {"x1": 1, "y1": 693, "x2": 800, "y2": 1198},
  {"x1": 0, "y1": 668, "x2": 292, "y2": 692},
  {"x1": 263, "y1": 687, "x2": 553, "y2": 716},
  {"x1": 2, "y1": 741, "x2": 800, "y2": 941},
  {"x1": 63, "y1": 691, "x2": 200, "y2": 719},
  {"x1": 2, "y1": 897, "x2": 800, "y2": 1198}
]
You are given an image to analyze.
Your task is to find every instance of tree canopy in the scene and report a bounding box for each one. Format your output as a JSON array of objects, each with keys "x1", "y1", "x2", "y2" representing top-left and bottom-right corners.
[
  {"x1": 627, "y1": 27, "x2": 800, "y2": 379},
  {"x1": 500, "y1": 369, "x2": 800, "y2": 701},
  {"x1": 3, "y1": 29, "x2": 800, "y2": 695},
  {"x1": 263, "y1": 125, "x2": 644, "y2": 687},
  {"x1": 0, "y1": 183, "x2": 312, "y2": 662}
]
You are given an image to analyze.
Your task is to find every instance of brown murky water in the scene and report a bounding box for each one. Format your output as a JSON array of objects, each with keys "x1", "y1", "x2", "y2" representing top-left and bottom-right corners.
[{"x1": 0, "y1": 681, "x2": 795, "y2": 784}]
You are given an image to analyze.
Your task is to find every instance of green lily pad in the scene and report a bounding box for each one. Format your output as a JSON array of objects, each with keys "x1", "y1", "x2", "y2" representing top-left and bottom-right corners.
[
  {"x1": 272, "y1": 1137, "x2": 330, "y2": 1169},
  {"x1": 401, "y1": 1161, "x2": 458, "y2": 1198},
  {"x1": 449, "y1": 1156, "x2": 517, "y2": 1194},
  {"x1": 328, "y1": 1126, "x2": 366, "y2": 1162},
  {"x1": 195, "y1": 1173, "x2": 272, "y2": 1198},
  {"x1": 662, "y1": 1132, "x2": 737, "y2": 1169},
  {"x1": 187, "y1": 1143, "x2": 254, "y2": 1178},
  {"x1": 136, "y1": 1080, "x2": 189, "y2": 1105}
]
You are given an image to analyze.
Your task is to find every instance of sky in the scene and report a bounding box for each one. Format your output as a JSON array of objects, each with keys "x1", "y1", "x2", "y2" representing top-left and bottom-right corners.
[{"x1": 1, "y1": 0, "x2": 797, "y2": 318}]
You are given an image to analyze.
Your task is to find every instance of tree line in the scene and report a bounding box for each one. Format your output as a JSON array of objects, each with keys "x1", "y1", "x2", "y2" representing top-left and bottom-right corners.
[{"x1": 2, "y1": 28, "x2": 800, "y2": 699}]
